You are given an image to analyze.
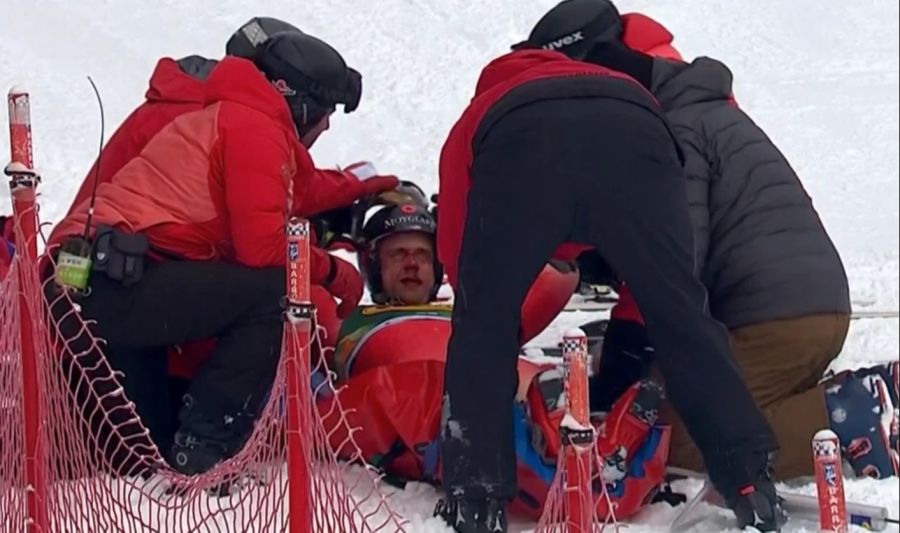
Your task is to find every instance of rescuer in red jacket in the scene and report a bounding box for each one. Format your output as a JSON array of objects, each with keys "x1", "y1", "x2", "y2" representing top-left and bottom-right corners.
[
  {"x1": 66, "y1": 17, "x2": 391, "y2": 221},
  {"x1": 434, "y1": 48, "x2": 780, "y2": 532},
  {"x1": 61, "y1": 17, "x2": 396, "y2": 389},
  {"x1": 48, "y1": 31, "x2": 370, "y2": 476}
]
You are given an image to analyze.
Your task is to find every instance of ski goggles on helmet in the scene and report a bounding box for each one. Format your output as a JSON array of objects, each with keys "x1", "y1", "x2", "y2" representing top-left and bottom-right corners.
[
  {"x1": 276, "y1": 66, "x2": 361, "y2": 114},
  {"x1": 373, "y1": 182, "x2": 429, "y2": 211}
]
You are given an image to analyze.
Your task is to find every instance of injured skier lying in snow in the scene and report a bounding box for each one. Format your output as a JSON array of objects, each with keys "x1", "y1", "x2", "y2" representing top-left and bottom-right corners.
[
  {"x1": 318, "y1": 301, "x2": 671, "y2": 521},
  {"x1": 314, "y1": 198, "x2": 670, "y2": 522}
]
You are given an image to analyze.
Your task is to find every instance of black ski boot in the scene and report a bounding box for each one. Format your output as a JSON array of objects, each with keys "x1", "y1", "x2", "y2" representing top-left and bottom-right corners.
[
  {"x1": 169, "y1": 430, "x2": 231, "y2": 476},
  {"x1": 168, "y1": 390, "x2": 259, "y2": 476},
  {"x1": 167, "y1": 430, "x2": 241, "y2": 497},
  {"x1": 434, "y1": 497, "x2": 508, "y2": 533}
]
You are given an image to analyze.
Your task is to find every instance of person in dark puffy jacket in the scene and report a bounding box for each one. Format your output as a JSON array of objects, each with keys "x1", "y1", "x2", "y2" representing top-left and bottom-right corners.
[{"x1": 521, "y1": 0, "x2": 899, "y2": 483}]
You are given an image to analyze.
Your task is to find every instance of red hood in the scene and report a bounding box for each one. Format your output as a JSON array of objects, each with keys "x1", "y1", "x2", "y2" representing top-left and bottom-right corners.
[
  {"x1": 474, "y1": 49, "x2": 575, "y2": 97},
  {"x1": 621, "y1": 13, "x2": 682, "y2": 61},
  {"x1": 204, "y1": 57, "x2": 296, "y2": 133},
  {"x1": 145, "y1": 57, "x2": 210, "y2": 104}
]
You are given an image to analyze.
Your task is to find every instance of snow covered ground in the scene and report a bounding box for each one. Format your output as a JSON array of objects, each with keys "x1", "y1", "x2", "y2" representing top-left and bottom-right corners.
[{"x1": 1, "y1": 0, "x2": 897, "y2": 531}]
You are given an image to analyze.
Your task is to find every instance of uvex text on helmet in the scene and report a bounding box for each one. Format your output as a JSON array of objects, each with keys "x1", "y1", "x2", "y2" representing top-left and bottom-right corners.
[
  {"x1": 226, "y1": 17, "x2": 302, "y2": 58},
  {"x1": 511, "y1": 0, "x2": 623, "y2": 59}
]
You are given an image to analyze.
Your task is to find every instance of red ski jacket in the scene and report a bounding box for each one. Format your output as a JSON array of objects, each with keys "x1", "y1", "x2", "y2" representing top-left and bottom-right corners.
[
  {"x1": 51, "y1": 57, "x2": 332, "y2": 279},
  {"x1": 66, "y1": 56, "x2": 375, "y2": 222},
  {"x1": 65, "y1": 57, "x2": 212, "y2": 216},
  {"x1": 437, "y1": 50, "x2": 649, "y2": 288}
]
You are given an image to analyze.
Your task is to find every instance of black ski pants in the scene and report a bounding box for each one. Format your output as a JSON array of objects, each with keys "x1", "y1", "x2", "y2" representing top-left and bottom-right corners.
[
  {"x1": 441, "y1": 97, "x2": 776, "y2": 501},
  {"x1": 48, "y1": 260, "x2": 284, "y2": 465}
]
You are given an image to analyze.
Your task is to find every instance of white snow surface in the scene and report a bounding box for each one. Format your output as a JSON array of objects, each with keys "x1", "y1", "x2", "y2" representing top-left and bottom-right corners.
[{"x1": 1, "y1": 0, "x2": 897, "y2": 531}]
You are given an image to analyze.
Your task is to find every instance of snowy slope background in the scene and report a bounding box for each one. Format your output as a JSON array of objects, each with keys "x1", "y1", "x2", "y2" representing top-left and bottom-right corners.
[{"x1": 0, "y1": 0, "x2": 897, "y2": 531}]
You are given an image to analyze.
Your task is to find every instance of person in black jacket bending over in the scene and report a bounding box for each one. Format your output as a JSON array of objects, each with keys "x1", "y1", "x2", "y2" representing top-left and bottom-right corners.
[{"x1": 436, "y1": 46, "x2": 782, "y2": 531}]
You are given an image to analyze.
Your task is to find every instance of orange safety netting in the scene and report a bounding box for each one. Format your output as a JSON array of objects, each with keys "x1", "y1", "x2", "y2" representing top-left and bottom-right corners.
[
  {"x1": 534, "y1": 445, "x2": 623, "y2": 533},
  {"x1": 534, "y1": 331, "x2": 622, "y2": 533},
  {"x1": 1, "y1": 87, "x2": 408, "y2": 533},
  {"x1": 1, "y1": 257, "x2": 28, "y2": 530},
  {"x1": 0, "y1": 220, "x2": 406, "y2": 533}
]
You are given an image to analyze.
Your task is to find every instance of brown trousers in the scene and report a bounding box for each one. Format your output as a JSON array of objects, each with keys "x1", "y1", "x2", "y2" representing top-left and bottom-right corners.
[{"x1": 663, "y1": 313, "x2": 851, "y2": 479}]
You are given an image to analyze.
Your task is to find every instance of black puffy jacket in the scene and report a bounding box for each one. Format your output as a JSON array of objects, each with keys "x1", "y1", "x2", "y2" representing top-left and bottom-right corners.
[{"x1": 651, "y1": 57, "x2": 850, "y2": 328}]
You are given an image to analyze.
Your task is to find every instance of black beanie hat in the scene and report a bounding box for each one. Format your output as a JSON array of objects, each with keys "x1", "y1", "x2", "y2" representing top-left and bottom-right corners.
[{"x1": 512, "y1": 0, "x2": 623, "y2": 59}]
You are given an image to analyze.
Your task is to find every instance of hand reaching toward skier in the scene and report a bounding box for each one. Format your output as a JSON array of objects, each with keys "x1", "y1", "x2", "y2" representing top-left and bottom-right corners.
[{"x1": 322, "y1": 254, "x2": 364, "y2": 318}]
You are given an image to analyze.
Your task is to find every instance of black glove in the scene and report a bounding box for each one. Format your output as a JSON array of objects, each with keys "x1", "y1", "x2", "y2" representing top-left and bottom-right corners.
[
  {"x1": 576, "y1": 249, "x2": 617, "y2": 287},
  {"x1": 707, "y1": 451, "x2": 786, "y2": 532},
  {"x1": 311, "y1": 205, "x2": 355, "y2": 248},
  {"x1": 582, "y1": 40, "x2": 655, "y2": 90},
  {"x1": 588, "y1": 318, "x2": 654, "y2": 413}
]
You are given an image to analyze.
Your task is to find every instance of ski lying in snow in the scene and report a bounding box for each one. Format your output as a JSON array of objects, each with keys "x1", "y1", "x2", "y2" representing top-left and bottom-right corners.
[
  {"x1": 563, "y1": 298, "x2": 899, "y2": 319},
  {"x1": 850, "y1": 309, "x2": 900, "y2": 319},
  {"x1": 565, "y1": 285, "x2": 899, "y2": 318},
  {"x1": 562, "y1": 284, "x2": 618, "y2": 312},
  {"x1": 561, "y1": 300, "x2": 616, "y2": 312},
  {"x1": 666, "y1": 467, "x2": 894, "y2": 532}
]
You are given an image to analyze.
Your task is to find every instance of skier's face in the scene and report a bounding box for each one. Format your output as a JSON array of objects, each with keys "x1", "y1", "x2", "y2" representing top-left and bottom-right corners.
[{"x1": 377, "y1": 232, "x2": 435, "y2": 305}]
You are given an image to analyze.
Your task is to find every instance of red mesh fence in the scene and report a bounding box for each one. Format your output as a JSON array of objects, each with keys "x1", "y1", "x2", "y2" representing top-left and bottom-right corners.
[
  {"x1": 534, "y1": 330, "x2": 622, "y2": 533},
  {"x1": 287, "y1": 323, "x2": 408, "y2": 531},
  {"x1": 0, "y1": 258, "x2": 28, "y2": 530},
  {"x1": 0, "y1": 229, "x2": 409, "y2": 533},
  {"x1": 2, "y1": 88, "x2": 407, "y2": 533},
  {"x1": 535, "y1": 443, "x2": 625, "y2": 533}
]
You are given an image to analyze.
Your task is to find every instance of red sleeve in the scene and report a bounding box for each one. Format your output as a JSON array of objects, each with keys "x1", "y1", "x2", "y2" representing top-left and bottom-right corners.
[
  {"x1": 610, "y1": 283, "x2": 646, "y2": 324},
  {"x1": 292, "y1": 166, "x2": 366, "y2": 217},
  {"x1": 437, "y1": 122, "x2": 469, "y2": 289},
  {"x1": 310, "y1": 284, "x2": 340, "y2": 346},
  {"x1": 520, "y1": 262, "x2": 580, "y2": 344},
  {"x1": 221, "y1": 120, "x2": 292, "y2": 268},
  {"x1": 221, "y1": 122, "x2": 338, "y2": 281},
  {"x1": 309, "y1": 246, "x2": 335, "y2": 285}
]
